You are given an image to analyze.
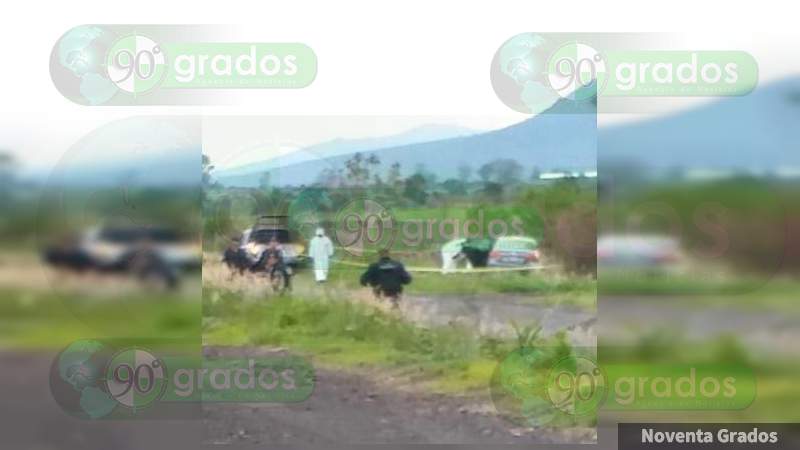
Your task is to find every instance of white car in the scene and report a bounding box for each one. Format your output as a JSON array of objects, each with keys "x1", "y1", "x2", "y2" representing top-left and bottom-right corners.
[
  {"x1": 597, "y1": 234, "x2": 682, "y2": 269},
  {"x1": 81, "y1": 225, "x2": 201, "y2": 270}
]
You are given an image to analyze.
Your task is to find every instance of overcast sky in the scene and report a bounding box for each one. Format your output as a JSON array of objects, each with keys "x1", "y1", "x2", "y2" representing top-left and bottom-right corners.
[
  {"x1": 202, "y1": 116, "x2": 523, "y2": 170},
  {"x1": 1, "y1": 10, "x2": 799, "y2": 173}
]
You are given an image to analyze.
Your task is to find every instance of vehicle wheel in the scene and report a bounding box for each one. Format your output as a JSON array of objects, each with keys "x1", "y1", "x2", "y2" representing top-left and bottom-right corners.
[{"x1": 140, "y1": 269, "x2": 178, "y2": 290}]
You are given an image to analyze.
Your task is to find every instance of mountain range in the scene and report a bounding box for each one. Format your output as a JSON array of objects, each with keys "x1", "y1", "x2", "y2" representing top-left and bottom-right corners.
[
  {"x1": 218, "y1": 123, "x2": 479, "y2": 177},
  {"x1": 215, "y1": 97, "x2": 598, "y2": 188},
  {"x1": 32, "y1": 76, "x2": 800, "y2": 188},
  {"x1": 599, "y1": 76, "x2": 800, "y2": 174}
]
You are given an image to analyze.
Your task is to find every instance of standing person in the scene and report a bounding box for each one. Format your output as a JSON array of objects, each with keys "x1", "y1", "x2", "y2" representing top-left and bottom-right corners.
[
  {"x1": 360, "y1": 249, "x2": 411, "y2": 308},
  {"x1": 308, "y1": 227, "x2": 334, "y2": 283}
]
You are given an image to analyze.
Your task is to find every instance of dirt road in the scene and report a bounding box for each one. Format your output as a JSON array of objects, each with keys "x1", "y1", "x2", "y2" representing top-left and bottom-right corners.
[
  {"x1": 201, "y1": 346, "x2": 595, "y2": 445},
  {"x1": 402, "y1": 293, "x2": 595, "y2": 341},
  {"x1": 199, "y1": 262, "x2": 598, "y2": 444},
  {"x1": 0, "y1": 350, "x2": 594, "y2": 447},
  {"x1": 204, "y1": 258, "x2": 596, "y2": 345},
  {"x1": 0, "y1": 351, "x2": 203, "y2": 450}
]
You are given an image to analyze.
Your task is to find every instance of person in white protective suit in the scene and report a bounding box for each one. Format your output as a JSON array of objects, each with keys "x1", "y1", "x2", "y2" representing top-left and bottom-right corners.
[
  {"x1": 440, "y1": 238, "x2": 473, "y2": 274},
  {"x1": 308, "y1": 227, "x2": 334, "y2": 283}
]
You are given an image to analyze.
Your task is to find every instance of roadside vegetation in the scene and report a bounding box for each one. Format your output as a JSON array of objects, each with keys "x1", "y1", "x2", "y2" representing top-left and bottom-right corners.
[
  {"x1": 203, "y1": 285, "x2": 594, "y2": 428},
  {"x1": 0, "y1": 286, "x2": 199, "y2": 349},
  {"x1": 203, "y1": 286, "x2": 549, "y2": 392},
  {"x1": 599, "y1": 177, "x2": 800, "y2": 310},
  {"x1": 601, "y1": 177, "x2": 800, "y2": 278},
  {"x1": 601, "y1": 331, "x2": 800, "y2": 422},
  {"x1": 203, "y1": 152, "x2": 598, "y2": 276},
  {"x1": 601, "y1": 269, "x2": 800, "y2": 309},
  {"x1": 325, "y1": 265, "x2": 596, "y2": 309}
]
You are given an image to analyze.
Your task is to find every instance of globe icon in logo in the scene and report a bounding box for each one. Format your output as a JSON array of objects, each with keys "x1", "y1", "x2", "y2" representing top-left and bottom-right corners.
[
  {"x1": 50, "y1": 341, "x2": 169, "y2": 419},
  {"x1": 50, "y1": 339, "x2": 119, "y2": 419},
  {"x1": 491, "y1": 33, "x2": 559, "y2": 114},
  {"x1": 49, "y1": 25, "x2": 120, "y2": 105},
  {"x1": 491, "y1": 33, "x2": 601, "y2": 114}
]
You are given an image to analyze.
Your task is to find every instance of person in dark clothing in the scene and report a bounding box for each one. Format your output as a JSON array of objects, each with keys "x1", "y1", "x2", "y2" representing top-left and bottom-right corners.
[
  {"x1": 222, "y1": 236, "x2": 250, "y2": 278},
  {"x1": 360, "y1": 249, "x2": 411, "y2": 308},
  {"x1": 253, "y1": 237, "x2": 291, "y2": 291},
  {"x1": 456, "y1": 237, "x2": 495, "y2": 268}
]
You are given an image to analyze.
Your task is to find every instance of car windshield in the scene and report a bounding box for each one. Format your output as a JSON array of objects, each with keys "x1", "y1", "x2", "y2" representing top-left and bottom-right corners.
[
  {"x1": 597, "y1": 235, "x2": 678, "y2": 256},
  {"x1": 250, "y1": 229, "x2": 290, "y2": 244},
  {"x1": 98, "y1": 227, "x2": 180, "y2": 243}
]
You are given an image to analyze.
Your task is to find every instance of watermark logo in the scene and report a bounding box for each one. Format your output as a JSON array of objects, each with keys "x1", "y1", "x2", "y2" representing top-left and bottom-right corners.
[
  {"x1": 326, "y1": 198, "x2": 530, "y2": 258},
  {"x1": 162, "y1": 42, "x2": 315, "y2": 88},
  {"x1": 546, "y1": 355, "x2": 607, "y2": 417},
  {"x1": 50, "y1": 339, "x2": 315, "y2": 419},
  {"x1": 603, "y1": 51, "x2": 758, "y2": 96},
  {"x1": 105, "y1": 347, "x2": 168, "y2": 410},
  {"x1": 490, "y1": 348, "x2": 756, "y2": 427},
  {"x1": 604, "y1": 364, "x2": 756, "y2": 410},
  {"x1": 491, "y1": 33, "x2": 567, "y2": 115},
  {"x1": 491, "y1": 33, "x2": 758, "y2": 114},
  {"x1": 490, "y1": 347, "x2": 603, "y2": 428},
  {"x1": 333, "y1": 198, "x2": 397, "y2": 257},
  {"x1": 107, "y1": 35, "x2": 167, "y2": 94},
  {"x1": 547, "y1": 42, "x2": 607, "y2": 101},
  {"x1": 51, "y1": 25, "x2": 317, "y2": 105}
]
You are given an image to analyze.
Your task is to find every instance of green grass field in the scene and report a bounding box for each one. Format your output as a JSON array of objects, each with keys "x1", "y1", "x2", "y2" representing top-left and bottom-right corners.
[
  {"x1": 0, "y1": 286, "x2": 200, "y2": 349},
  {"x1": 600, "y1": 269, "x2": 800, "y2": 313},
  {"x1": 202, "y1": 285, "x2": 594, "y2": 427},
  {"x1": 324, "y1": 262, "x2": 597, "y2": 309},
  {"x1": 600, "y1": 335, "x2": 800, "y2": 422},
  {"x1": 203, "y1": 287, "x2": 533, "y2": 392}
]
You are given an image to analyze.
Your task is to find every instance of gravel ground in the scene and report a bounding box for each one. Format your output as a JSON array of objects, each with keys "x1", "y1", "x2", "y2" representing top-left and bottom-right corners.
[{"x1": 201, "y1": 346, "x2": 595, "y2": 445}]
